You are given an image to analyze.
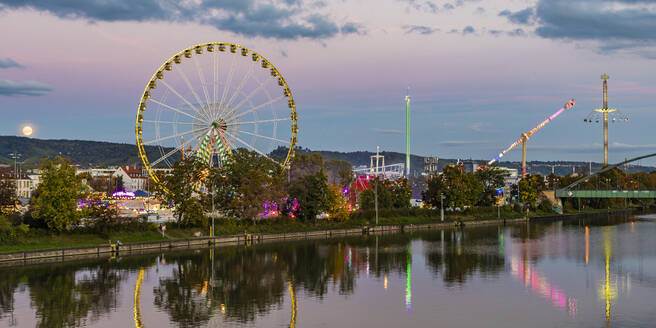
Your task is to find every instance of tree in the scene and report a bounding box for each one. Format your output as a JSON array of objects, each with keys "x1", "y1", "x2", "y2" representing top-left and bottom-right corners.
[
  {"x1": 158, "y1": 157, "x2": 207, "y2": 226},
  {"x1": 208, "y1": 149, "x2": 286, "y2": 220},
  {"x1": 0, "y1": 172, "x2": 17, "y2": 214},
  {"x1": 324, "y1": 159, "x2": 354, "y2": 185},
  {"x1": 390, "y1": 178, "x2": 413, "y2": 209},
  {"x1": 30, "y1": 157, "x2": 85, "y2": 232},
  {"x1": 358, "y1": 178, "x2": 390, "y2": 211},
  {"x1": 422, "y1": 164, "x2": 483, "y2": 209},
  {"x1": 475, "y1": 165, "x2": 509, "y2": 206},
  {"x1": 289, "y1": 169, "x2": 330, "y2": 221},
  {"x1": 287, "y1": 152, "x2": 331, "y2": 221},
  {"x1": 327, "y1": 183, "x2": 350, "y2": 220},
  {"x1": 518, "y1": 174, "x2": 545, "y2": 209}
]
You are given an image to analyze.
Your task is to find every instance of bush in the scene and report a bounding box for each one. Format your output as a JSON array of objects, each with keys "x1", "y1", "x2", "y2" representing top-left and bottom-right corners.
[
  {"x1": 0, "y1": 216, "x2": 29, "y2": 244},
  {"x1": 539, "y1": 200, "x2": 553, "y2": 213}
]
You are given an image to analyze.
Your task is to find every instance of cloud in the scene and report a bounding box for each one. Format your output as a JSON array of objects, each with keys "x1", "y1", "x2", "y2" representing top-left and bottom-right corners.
[
  {"x1": 462, "y1": 25, "x2": 475, "y2": 35},
  {"x1": 474, "y1": 7, "x2": 484, "y2": 14},
  {"x1": 500, "y1": 0, "x2": 656, "y2": 57},
  {"x1": 341, "y1": 22, "x2": 366, "y2": 35},
  {"x1": 397, "y1": 0, "x2": 479, "y2": 14},
  {"x1": 0, "y1": 58, "x2": 24, "y2": 69},
  {"x1": 0, "y1": 0, "x2": 359, "y2": 40},
  {"x1": 507, "y1": 28, "x2": 526, "y2": 37},
  {"x1": 372, "y1": 128, "x2": 403, "y2": 134},
  {"x1": 0, "y1": 80, "x2": 52, "y2": 96},
  {"x1": 498, "y1": 7, "x2": 534, "y2": 25},
  {"x1": 403, "y1": 25, "x2": 439, "y2": 35},
  {"x1": 468, "y1": 121, "x2": 487, "y2": 132}
]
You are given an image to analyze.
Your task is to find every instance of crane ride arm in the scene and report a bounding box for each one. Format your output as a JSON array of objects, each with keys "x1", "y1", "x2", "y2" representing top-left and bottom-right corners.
[{"x1": 488, "y1": 99, "x2": 575, "y2": 165}]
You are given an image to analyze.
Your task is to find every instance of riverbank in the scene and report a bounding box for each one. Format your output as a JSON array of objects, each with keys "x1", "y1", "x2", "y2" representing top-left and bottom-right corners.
[{"x1": 0, "y1": 208, "x2": 637, "y2": 266}]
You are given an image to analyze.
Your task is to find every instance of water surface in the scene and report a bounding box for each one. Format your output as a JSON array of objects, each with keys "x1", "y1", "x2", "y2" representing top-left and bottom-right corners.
[{"x1": 1, "y1": 213, "x2": 655, "y2": 327}]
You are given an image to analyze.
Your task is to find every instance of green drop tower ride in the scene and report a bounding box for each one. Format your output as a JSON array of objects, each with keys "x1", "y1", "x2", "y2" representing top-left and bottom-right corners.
[{"x1": 405, "y1": 92, "x2": 411, "y2": 176}]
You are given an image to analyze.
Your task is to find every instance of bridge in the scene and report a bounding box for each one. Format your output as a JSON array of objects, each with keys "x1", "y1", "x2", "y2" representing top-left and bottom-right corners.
[{"x1": 556, "y1": 153, "x2": 656, "y2": 199}]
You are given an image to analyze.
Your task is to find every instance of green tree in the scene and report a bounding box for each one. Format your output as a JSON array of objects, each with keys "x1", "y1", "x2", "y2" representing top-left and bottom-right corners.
[
  {"x1": 289, "y1": 169, "x2": 330, "y2": 221},
  {"x1": 31, "y1": 157, "x2": 85, "y2": 232},
  {"x1": 423, "y1": 164, "x2": 483, "y2": 209},
  {"x1": 158, "y1": 157, "x2": 207, "y2": 226},
  {"x1": 327, "y1": 183, "x2": 350, "y2": 220},
  {"x1": 358, "y1": 177, "x2": 390, "y2": 211},
  {"x1": 475, "y1": 165, "x2": 508, "y2": 206},
  {"x1": 0, "y1": 172, "x2": 17, "y2": 214},
  {"x1": 208, "y1": 149, "x2": 286, "y2": 219},
  {"x1": 324, "y1": 159, "x2": 354, "y2": 185},
  {"x1": 518, "y1": 174, "x2": 545, "y2": 209}
]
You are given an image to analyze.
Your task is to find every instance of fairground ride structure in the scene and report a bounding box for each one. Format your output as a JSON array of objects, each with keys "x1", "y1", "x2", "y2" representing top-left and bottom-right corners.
[
  {"x1": 488, "y1": 99, "x2": 575, "y2": 178},
  {"x1": 136, "y1": 42, "x2": 298, "y2": 193}
]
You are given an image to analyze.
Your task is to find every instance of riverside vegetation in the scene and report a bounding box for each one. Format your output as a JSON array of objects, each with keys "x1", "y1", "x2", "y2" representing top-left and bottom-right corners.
[{"x1": 1, "y1": 151, "x2": 654, "y2": 253}]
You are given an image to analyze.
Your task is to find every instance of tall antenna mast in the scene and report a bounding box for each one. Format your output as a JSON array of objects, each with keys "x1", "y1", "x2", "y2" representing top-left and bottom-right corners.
[{"x1": 405, "y1": 87, "x2": 411, "y2": 177}]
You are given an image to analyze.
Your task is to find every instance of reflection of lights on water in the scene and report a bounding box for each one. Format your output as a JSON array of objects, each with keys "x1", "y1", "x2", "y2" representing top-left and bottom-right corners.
[
  {"x1": 509, "y1": 255, "x2": 577, "y2": 317},
  {"x1": 384, "y1": 274, "x2": 388, "y2": 290},
  {"x1": 585, "y1": 226, "x2": 589, "y2": 265},
  {"x1": 344, "y1": 247, "x2": 352, "y2": 270},
  {"x1": 289, "y1": 282, "x2": 297, "y2": 328},
  {"x1": 599, "y1": 229, "x2": 616, "y2": 327},
  {"x1": 133, "y1": 269, "x2": 145, "y2": 328},
  {"x1": 405, "y1": 249, "x2": 411, "y2": 314}
]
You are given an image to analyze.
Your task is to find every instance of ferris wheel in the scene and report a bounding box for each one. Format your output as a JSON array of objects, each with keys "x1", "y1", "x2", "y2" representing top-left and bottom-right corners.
[{"x1": 136, "y1": 42, "x2": 298, "y2": 189}]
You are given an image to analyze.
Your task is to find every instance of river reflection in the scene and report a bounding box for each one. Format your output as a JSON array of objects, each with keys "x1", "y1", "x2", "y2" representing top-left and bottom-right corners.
[{"x1": 2, "y1": 213, "x2": 656, "y2": 327}]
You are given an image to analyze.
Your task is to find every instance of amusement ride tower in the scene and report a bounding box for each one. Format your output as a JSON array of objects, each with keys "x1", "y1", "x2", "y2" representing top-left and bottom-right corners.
[
  {"x1": 584, "y1": 74, "x2": 628, "y2": 167},
  {"x1": 405, "y1": 91, "x2": 411, "y2": 176}
]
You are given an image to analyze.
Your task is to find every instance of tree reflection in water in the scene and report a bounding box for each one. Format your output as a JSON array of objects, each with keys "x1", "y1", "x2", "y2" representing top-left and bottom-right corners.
[{"x1": 0, "y1": 212, "x2": 642, "y2": 327}]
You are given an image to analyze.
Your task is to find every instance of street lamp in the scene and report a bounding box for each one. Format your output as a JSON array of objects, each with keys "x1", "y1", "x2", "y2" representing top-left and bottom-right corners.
[{"x1": 8, "y1": 152, "x2": 21, "y2": 178}]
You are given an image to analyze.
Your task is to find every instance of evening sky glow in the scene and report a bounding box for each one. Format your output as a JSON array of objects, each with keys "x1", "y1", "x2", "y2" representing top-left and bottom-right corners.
[{"x1": 1, "y1": 0, "x2": 655, "y2": 164}]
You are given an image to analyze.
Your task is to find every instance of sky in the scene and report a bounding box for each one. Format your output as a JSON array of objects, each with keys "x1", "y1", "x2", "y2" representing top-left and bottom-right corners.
[{"x1": 1, "y1": 0, "x2": 656, "y2": 165}]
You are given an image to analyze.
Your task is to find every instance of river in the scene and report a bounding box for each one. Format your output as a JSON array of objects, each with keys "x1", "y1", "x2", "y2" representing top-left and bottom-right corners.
[{"x1": 1, "y1": 212, "x2": 655, "y2": 327}]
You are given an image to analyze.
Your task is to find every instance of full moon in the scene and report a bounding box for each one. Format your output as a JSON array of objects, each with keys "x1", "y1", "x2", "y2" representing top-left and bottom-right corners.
[{"x1": 22, "y1": 125, "x2": 33, "y2": 136}]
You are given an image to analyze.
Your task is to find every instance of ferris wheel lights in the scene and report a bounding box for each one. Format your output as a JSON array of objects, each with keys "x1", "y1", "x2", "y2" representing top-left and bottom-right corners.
[
  {"x1": 251, "y1": 53, "x2": 258, "y2": 61},
  {"x1": 288, "y1": 99, "x2": 295, "y2": 108},
  {"x1": 174, "y1": 56, "x2": 181, "y2": 64},
  {"x1": 241, "y1": 48, "x2": 248, "y2": 56},
  {"x1": 218, "y1": 44, "x2": 226, "y2": 51},
  {"x1": 230, "y1": 45, "x2": 236, "y2": 53},
  {"x1": 278, "y1": 78, "x2": 284, "y2": 86},
  {"x1": 270, "y1": 68, "x2": 277, "y2": 77},
  {"x1": 261, "y1": 60, "x2": 269, "y2": 68},
  {"x1": 149, "y1": 80, "x2": 157, "y2": 89},
  {"x1": 156, "y1": 71, "x2": 164, "y2": 79},
  {"x1": 139, "y1": 103, "x2": 146, "y2": 111},
  {"x1": 143, "y1": 90, "x2": 150, "y2": 99},
  {"x1": 194, "y1": 47, "x2": 203, "y2": 54},
  {"x1": 164, "y1": 63, "x2": 172, "y2": 70},
  {"x1": 207, "y1": 45, "x2": 214, "y2": 52},
  {"x1": 284, "y1": 89, "x2": 290, "y2": 97},
  {"x1": 184, "y1": 50, "x2": 192, "y2": 58}
]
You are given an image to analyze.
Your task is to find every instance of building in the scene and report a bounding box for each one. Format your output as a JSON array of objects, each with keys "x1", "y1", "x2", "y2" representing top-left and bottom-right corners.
[
  {"x1": 76, "y1": 167, "x2": 118, "y2": 177},
  {"x1": 423, "y1": 157, "x2": 439, "y2": 175},
  {"x1": 112, "y1": 166, "x2": 149, "y2": 192}
]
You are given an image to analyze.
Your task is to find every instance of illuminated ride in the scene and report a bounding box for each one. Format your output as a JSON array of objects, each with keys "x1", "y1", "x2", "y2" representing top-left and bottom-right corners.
[
  {"x1": 136, "y1": 42, "x2": 298, "y2": 192},
  {"x1": 488, "y1": 99, "x2": 575, "y2": 178}
]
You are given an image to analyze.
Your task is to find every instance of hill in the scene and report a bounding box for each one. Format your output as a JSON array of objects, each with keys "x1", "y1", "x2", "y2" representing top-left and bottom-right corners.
[{"x1": 1, "y1": 136, "x2": 653, "y2": 175}]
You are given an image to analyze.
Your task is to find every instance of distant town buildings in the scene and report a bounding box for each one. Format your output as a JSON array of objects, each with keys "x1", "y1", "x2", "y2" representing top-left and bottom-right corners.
[{"x1": 423, "y1": 157, "x2": 439, "y2": 175}]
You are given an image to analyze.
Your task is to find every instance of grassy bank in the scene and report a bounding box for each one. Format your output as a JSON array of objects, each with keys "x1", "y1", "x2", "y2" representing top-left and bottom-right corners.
[{"x1": 0, "y1": 206, "x2": 638, "y2": 254}]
